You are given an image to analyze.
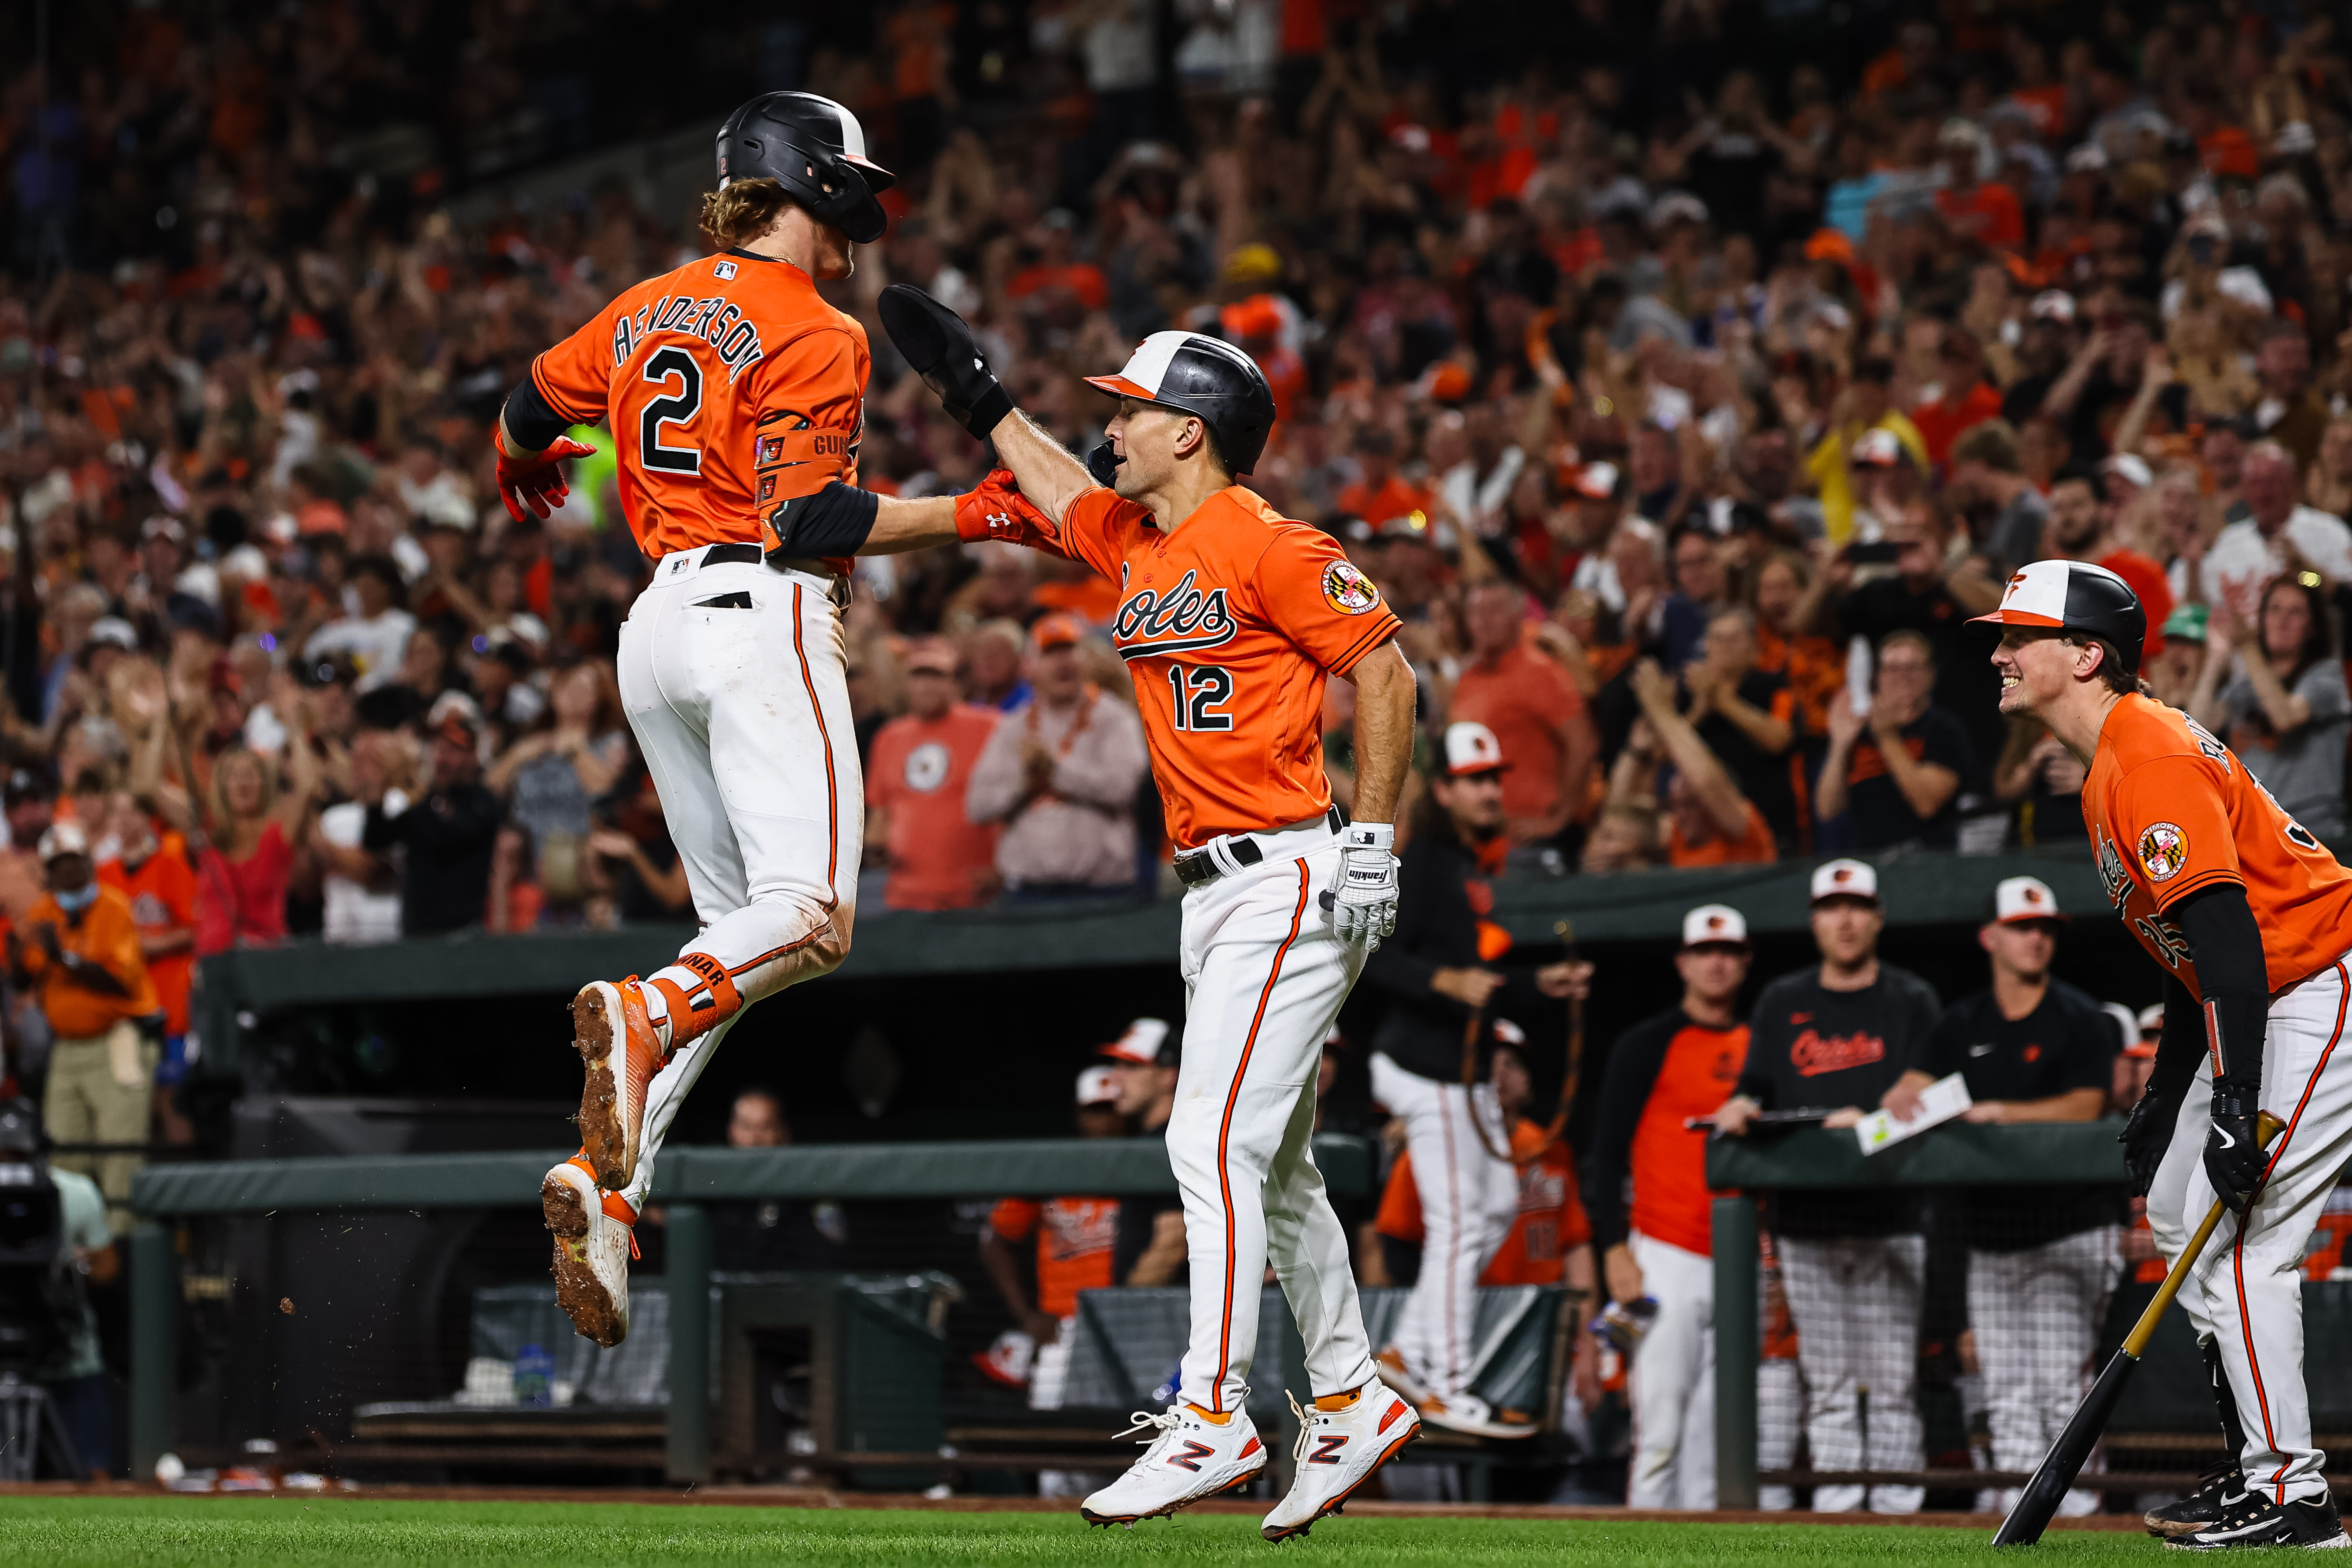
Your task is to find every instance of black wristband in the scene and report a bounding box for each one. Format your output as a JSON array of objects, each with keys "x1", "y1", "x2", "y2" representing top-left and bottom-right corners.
[{"x1": 964, "y1": 383, "x2": 1014, "y2": 441}]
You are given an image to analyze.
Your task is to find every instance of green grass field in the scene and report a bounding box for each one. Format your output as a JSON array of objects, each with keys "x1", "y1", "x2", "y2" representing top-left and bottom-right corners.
[{"x1": 0, "y1": 1498, "x2": 2165, "y2": 1567}]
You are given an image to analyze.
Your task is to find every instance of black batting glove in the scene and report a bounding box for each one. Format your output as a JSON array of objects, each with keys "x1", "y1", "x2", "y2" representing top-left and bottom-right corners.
[
  {"x1": 2203, "y1": 1080, "x2": 2266, "y2": 1214},
  {"x1": 2119, "y1": 1088, "x2": 2179, "y2": 1196},
  {"x1": 877, "y1": 285, "x2": 1014, "y2": 440}
]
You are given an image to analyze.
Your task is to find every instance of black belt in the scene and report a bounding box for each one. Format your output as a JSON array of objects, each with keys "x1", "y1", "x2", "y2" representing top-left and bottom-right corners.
[
  {"x1": 1174, "y1": 807, "x2": 1343, "y2": 888},
  {"x1": 697, "y1": 542, "x2": 848, "y2": 603},
  {"x1": 704, "y1": 543, "x2": 763, "y2": 566}
]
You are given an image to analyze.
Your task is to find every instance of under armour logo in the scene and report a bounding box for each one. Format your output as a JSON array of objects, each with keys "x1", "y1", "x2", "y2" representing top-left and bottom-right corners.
[
  {"x1": 1168, "y1": 1439, "x2": 1215, "y2": 1472},
  {"x1": 1310, "y1": 1434, "x2": 1349, "y2": 1465}
]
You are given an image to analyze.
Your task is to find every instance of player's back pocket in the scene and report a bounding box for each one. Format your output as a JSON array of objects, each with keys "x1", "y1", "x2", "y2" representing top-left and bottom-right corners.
[{"x1": 694, "y1": 592, "x2": 755, "y2": 610}]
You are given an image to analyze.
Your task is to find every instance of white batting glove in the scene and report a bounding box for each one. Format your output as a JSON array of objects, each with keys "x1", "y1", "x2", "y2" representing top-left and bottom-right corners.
[{"x1": 1332, "y1": 822, "x2": 1399, "y2": 952}]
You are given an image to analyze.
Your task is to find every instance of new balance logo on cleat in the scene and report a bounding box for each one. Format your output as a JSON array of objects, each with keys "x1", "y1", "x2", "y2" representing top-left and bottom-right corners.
[
  {"x1": 1167, "y1": 1439, "x2": 1216, "y2": 1472},
  {"x1": 1310, "y1": 1434, "x2": 1349, "y2": 1465}
]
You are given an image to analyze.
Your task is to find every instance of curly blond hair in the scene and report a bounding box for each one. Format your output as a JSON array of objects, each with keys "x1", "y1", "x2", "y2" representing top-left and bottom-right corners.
[{"x1": 699, "y1": 178, "x2": 793, "y2": 251}]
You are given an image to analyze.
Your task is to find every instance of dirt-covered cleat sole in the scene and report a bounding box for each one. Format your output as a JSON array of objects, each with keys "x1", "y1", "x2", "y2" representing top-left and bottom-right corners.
[
  {"x1": 573, "y1": 981, "x2": 659, "y2": 1190},
  {"x1": 543, "y1": 1158, "x2": 632, "y2": 1348},
  {"x1": 2148, "y1": 1467, "x2": 2247, "y2": 1539},
  {"x1": 1079, "y1": 1461, "x2": 1264, "y2": 1527}
]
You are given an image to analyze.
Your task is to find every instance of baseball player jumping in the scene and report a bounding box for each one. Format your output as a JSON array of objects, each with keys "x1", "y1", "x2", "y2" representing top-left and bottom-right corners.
[
  {"x1": 494, "y1": 94, "x2": 1005, "y2": 1348},
  {"x1": 768, "y1": 289, "x2": 1421, "y2": 1537},
  {"x1": 1978, "y1": 559, "x2": 2352, "y2": 1551}
]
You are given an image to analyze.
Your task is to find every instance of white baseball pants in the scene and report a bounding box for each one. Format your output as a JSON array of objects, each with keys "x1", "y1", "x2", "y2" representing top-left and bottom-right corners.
[
  {"x1": 2147, "y1": 956, "x2": 2352, "y2": 1507},
  {"x1": 1778, "y1": 1232, "x2": 1926, "y2": 1513},
  {"x1": 1367, "y1": 1051, "x2": 1519, "y2": 1405},
  {"x1": 612, "y1": 551, "x2": 862, "y2": 1210},
  {"x1": 1626, "y1": 1230, "x2": 1716, "y2": 1510},
  {"x1": 1968, "y1": 1226, "x2": 2121, "y2": 1517},
  {"x1": 1171, "y1": 837, "x2": 1377, "y2": 1414}
]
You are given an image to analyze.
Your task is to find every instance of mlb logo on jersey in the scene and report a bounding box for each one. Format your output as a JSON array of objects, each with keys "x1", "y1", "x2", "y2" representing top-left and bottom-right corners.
[{"x1": 715, "y1": 260, "x2": 738, "y2": 281}]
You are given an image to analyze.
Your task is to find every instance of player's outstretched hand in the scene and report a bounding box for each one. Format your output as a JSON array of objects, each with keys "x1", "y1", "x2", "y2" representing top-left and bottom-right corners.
[
  {"x1": 494, "y1": 434, "x2": 597, "y2": 522},
  {"x1": 2119, "y1": 1086, "x2": 2177, "y2": 1195},
  {"x1": 954, "y1": 468, "x2": 1054, "y2": 544},
  {"x1": 878, "y1": 285, "x2": 1014, "y2": 440},
  {"x1": 2203, "y1": 1082, "x2": 2266, "y2": 1213},
  {"x1": 1332, "y1": 822, "x2": 1399, "y2": 953}
]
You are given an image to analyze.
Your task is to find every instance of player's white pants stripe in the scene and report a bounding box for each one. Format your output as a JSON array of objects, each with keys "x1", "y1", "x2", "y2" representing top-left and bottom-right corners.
[
  {"x1": 613, "y1": 559, "x2": 861, "y2": 1210},
  {"x1": 1967, "y1": 1226, "x2": 2120, "y2": 1517},
  {"x1": 1627, "y1": 1231, "x2": 1716, "y2": 1510},
  {"x1": 2149, "y1": 956, "x2": 2352, "y2": 1506},
  {"x1": 1368, "y1": 1052, "x2": 1517, "y2": 1404},
  {"x1": 1171, "y1": 842, "x2": 1376, "y2": 1413},
  {"x1": 1778, "y1": 1232, "x2": 1926, "y2": 1514}
]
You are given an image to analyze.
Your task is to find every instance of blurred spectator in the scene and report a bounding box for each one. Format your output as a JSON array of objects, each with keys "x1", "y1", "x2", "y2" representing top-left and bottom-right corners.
[
  {"x1": 966, "y1": 616, "x2": 1149, "y2": 900},
  {"x1": 2146, "y1": 603, "x2": 2211, "y2": 713},
  {"x1": 1992, "y1": 718, "x2": 2091, "y2": 848},
  {"x1": 1584, "y1": 904, "x2": 1755, "y2": 1509},
  {"x1": 707, "y1": 1087, "x2": 847, "y2": 1271},
  {"x1": 1448, "y1": 581, "x2": 1597, "y2": 859},
  {"x1": 363, "y1": 711, "x2": 503, "y2": 935},
  {"x1": 1833, "y1": 508, "x2": 2005, "y2": 764},
  {"x1": 1610, "y1": 661, "x2": 1777, "y2": 868},
  {"x1": 1716, "y1": 860, "x2": 1941, "y2": 1514},
  {"x1": 12, "y1": 822, "x2": 160, "y2": 1232},
  {"x1": 96, "y1": 799, "x2": 196, "y2": 1141},
  {"x1": 1816, "y1": 631, "x2": 1975, "y2": 851},
  {"x1": 2201, "y1": 443, "x2": 2352, "y2": 623},
  {"x1": 312, "y1": 731, "x2": 417, "y2": 944},
  {"x1": 1680, "y1": 610, "x2": 1798, "y2": 845},
  {"x1": 2190, "y1": 574, "x2": 2349, "y2": 844},
  {"x1": 305, "y1": 556, "x2": 417, "y2": 694},
  {"x1": 1882, "y1": 877, "x2": 2116, "y2": 1518},
  {"x1": 1947, "y1": 422, "x2": 2050, "y2": 576},
  {"x1": 187, "y1": 731, "x2": 320, "y2": 953},
  {"x1": 1912, "y1": 327, "x2": 2006, "y2": 469},
  {"x1": 486, "y1": 662, "x2": 628, "y2": 923},
  {"x1": 866, "y1": 639, "x2": 1001, "y2": 911}
]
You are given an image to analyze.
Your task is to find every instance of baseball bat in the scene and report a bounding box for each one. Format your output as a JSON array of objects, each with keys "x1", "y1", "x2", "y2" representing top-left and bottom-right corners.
[{"x1": 1993, "y1": 1110, "x2": 2285, "y2": 1546}]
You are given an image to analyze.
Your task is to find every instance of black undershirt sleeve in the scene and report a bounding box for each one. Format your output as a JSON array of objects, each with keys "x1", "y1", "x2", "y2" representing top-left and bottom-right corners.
[
  {"x1": 501, "y1": 377, "x2": 570, "y2": 453},
  {"x1": 2165, "y1": 881, "x2": 2270, "y2": 1092}
]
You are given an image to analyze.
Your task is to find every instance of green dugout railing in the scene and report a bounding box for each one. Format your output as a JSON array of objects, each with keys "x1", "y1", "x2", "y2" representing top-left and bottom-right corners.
[
  {"x1": 189, "y1": 848, "x2": 2114, "y2": 1074},
  {"x1": 1702, "y1": 1122, "x2": 2129, "y2": 1508},
  {"x1": 127, "y1": 1135, "x2": 1376, "y2": 1484}
]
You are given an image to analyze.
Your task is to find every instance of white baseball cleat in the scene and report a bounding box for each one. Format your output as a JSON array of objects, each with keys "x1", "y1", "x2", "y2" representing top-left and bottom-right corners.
[
  {"x1": 1420, "y1": 1390, "x2": 1539, "y2": 1439},
  {"x1": 1078, "y1": 1403, "x2": 1267, "y2": 1526},
  {"x1": 1261, "y1": 1381, "x2": 1422, "y2": 1541},
  {"x1": 542, "y1": 1155, "x2": 635, "y2": 1348}
]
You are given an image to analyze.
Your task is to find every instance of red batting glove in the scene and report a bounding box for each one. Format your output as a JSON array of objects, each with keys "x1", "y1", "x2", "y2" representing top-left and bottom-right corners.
[
  {"x1": 953, "y1": 468, "x2": 1054, "y2": 543},
  {"x1": 494, "y1": 430, "x2": 598, "y2": 522}
]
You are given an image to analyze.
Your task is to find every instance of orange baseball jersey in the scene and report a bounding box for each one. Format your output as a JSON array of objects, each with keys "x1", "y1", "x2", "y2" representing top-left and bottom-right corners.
[
  {"x1": 1628, "y1": 1022, "x2": 1749, "y2": 1256},
  {"x1": 969, "y1": 484, "x2": 1401, "y2": 848},
  {"x1": 2085, "y1": 693, "x2": 2352, "y2": 993},
  {"x1": 100, "y1": 844, "x2": 198, "y2": 1035},
  {"x1": 989, "y1": 1195, "x2": 1119, "y2": 1319},
  {"x1": 529, "y1": 251, "x2": 869, "y2": 561}
]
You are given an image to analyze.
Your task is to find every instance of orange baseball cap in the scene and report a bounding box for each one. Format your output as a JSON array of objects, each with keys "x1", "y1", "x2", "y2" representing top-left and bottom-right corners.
[{"x1": 1032, "y1": 613, "x2": 1083, "y2": 652}]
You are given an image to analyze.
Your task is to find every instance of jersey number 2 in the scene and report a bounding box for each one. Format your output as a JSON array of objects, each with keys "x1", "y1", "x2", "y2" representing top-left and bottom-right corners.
[
  {"x1": 641, "y1": 345, "x2": 703, "y2": 475},
  {"x1": 1166, "y1": 665, "x2": 1233, "y2": 731}
]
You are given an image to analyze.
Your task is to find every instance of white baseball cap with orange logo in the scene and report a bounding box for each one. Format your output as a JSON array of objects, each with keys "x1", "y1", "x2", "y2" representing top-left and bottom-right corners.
[
  {"x1": 1442, "y1": 721, "x2": 1509, "y2": 777},
  {"x1": 1682, "y1": 904, "x2": 1749, "y2": 947},
  {"x1": 1809, "y1": 858, "x2": 1879, "y2": 904},
  {"x1": 1991, "y1": 875, "x2": 2067, "y2": 924}
]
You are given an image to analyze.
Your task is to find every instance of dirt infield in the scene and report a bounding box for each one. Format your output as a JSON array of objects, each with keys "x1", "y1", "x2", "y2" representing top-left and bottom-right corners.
[{"x1": 0, "y1": 1479, "x2": 2146, "y2": 1529}]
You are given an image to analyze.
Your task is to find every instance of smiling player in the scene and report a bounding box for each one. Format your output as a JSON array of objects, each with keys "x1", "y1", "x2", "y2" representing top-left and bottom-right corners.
[{"x1": 1976, "y1": 558, "x2": 2352, "y2": 1551}]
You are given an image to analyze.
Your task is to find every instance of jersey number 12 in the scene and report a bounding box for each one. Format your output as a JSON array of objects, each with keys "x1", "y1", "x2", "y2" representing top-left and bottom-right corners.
[{"x1": 1166, "y1": 665, "x2": 1233, "y2": 731}]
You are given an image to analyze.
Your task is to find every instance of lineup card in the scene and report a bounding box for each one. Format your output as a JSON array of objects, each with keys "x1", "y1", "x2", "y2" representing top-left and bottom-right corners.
[{"x1": 1853, "y1": 1073, "x2": 1974, "y2": 1155}]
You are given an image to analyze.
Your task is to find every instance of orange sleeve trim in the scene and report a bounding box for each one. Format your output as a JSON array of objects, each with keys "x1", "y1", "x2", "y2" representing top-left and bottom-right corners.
[
  {"x1": 2152, "y1": 867, "x2": 2246, "y2": 914},
  {"x1": 1329, "y1": 613, "x2": 1404, "y2": 675},
  {"x1": 529, "y1": 358, "x2": 595, "y2": 426}
]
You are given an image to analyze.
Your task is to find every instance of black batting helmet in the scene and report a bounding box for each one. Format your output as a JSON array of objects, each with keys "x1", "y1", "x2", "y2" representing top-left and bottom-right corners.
[
  {"x1": 1968, "y1": 558, "x2": 2147, "y2": 675},
  {"x1": 1083, "y1": 331, "x2": 1278, "y2": 475},
  {"x1": 715, "y1": 93, "x2": 896, "y2": 246}
]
